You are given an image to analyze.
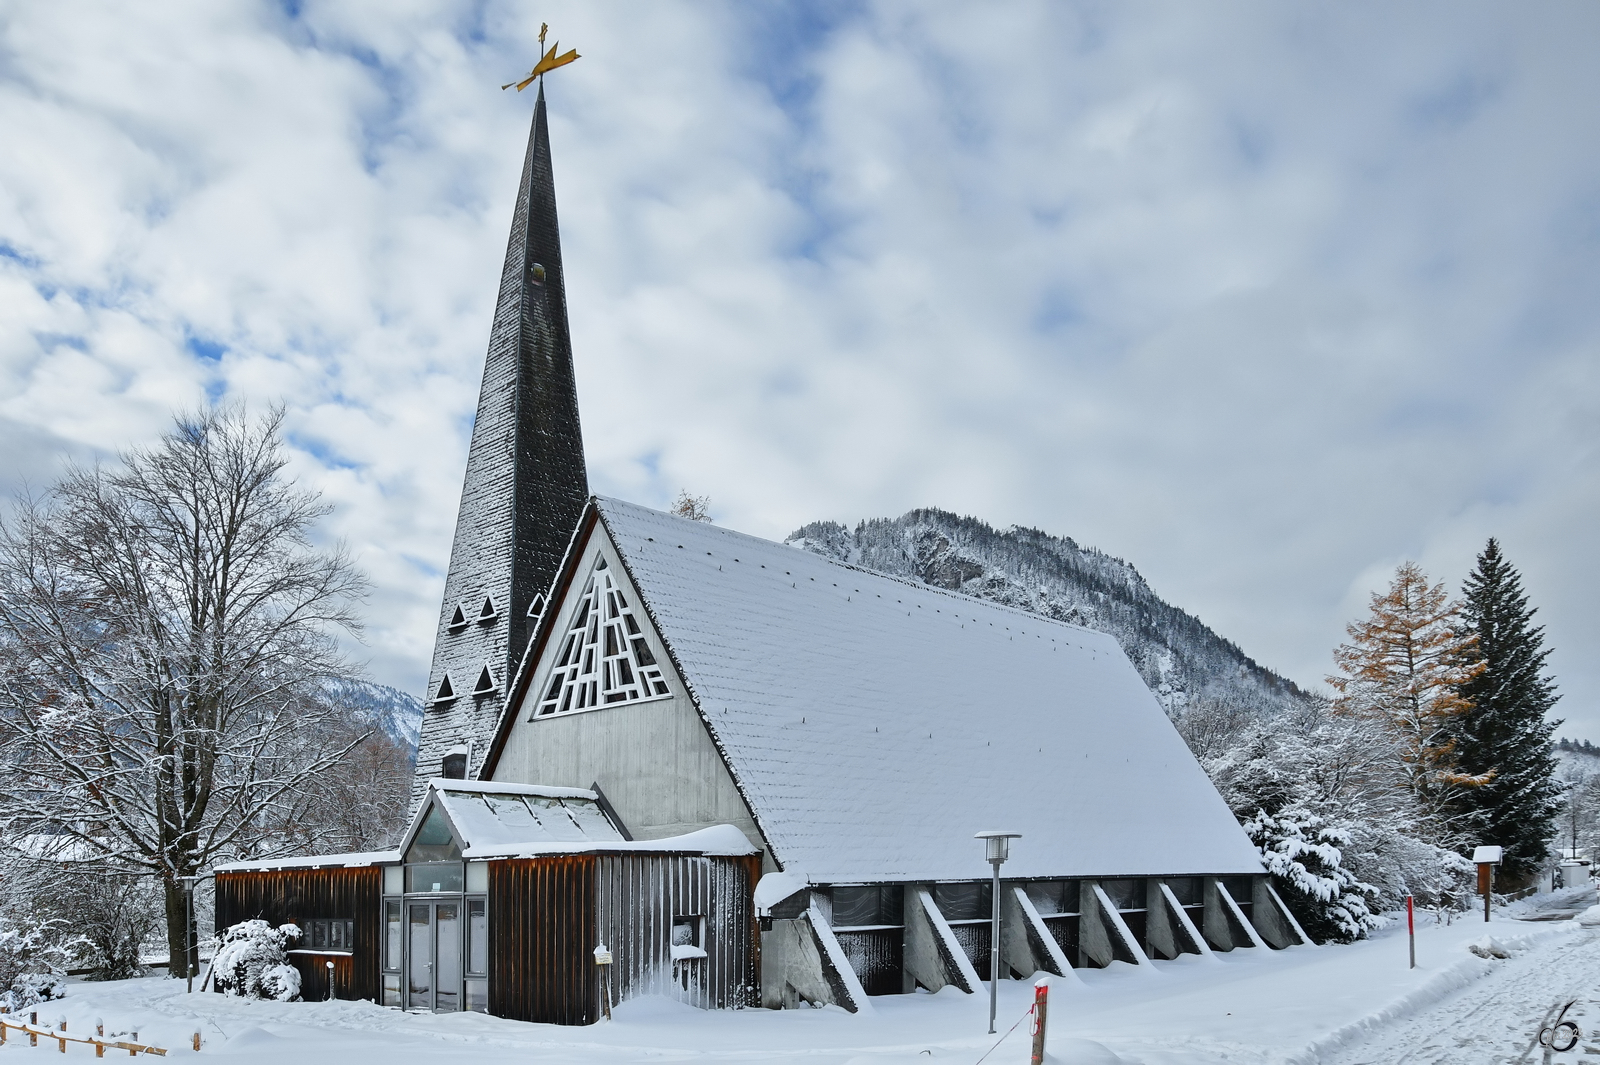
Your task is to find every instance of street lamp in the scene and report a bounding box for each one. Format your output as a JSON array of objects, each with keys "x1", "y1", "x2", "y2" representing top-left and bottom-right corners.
[
  {"x1": 975, "y1": 831, "x2": 1021, "y2": 1035},
  {"x1": 176, "y1": 875, "x2": 207, "y2": 993}
]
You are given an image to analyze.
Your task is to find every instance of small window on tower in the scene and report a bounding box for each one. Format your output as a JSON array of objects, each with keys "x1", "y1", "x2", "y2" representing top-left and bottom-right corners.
[
  {"x1": 448, "y1": 604, "x2": 467, "y2": 631},
  {"x1": 478, "y1": 596, "x2": 498, "y2": 623},
  {"x1": 441, "y1": 751, "x2": 467, "y2": 779},
  {"x1": 433, "y1": 674, "x2": 456, "y2": 704},
  {"x1": 473, "y1": 664, "x2": 496, "y2": 695}
]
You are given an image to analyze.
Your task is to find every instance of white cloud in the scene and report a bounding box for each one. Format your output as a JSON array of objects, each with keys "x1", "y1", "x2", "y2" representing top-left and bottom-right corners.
[{"x1": 2, "y1": 0, "x2": 1598, "y2": 737}]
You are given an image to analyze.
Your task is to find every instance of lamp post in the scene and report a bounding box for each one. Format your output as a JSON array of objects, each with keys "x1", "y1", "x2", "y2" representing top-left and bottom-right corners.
[
  {"x1": 975, "y1": 831, "x2": 1021, "y2": 1035},
  {"x1": 176, "y1": 875, "x2": 206, "y2": 993}
]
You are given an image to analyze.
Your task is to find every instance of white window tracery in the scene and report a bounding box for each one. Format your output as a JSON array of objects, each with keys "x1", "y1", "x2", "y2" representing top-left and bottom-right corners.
[{"x1": 536, "y1": 557, "x2": 668, "y2": 716}]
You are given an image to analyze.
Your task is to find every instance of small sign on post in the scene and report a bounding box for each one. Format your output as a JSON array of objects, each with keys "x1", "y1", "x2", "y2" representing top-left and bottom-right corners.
[
  {"x1": 1473, "y1": 845, "x2": 1504, "y2": 923},
  {"x1": 594, "y1": 942, "x2": 614, "y2": 1021}
]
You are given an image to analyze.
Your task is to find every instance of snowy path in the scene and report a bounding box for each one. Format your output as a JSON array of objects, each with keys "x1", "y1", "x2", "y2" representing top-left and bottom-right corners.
[
  {"x1": 5, "y1": 894, "x2": 1599, "y2": 1065},
  {"x1": 1322, "y1": 923, "x2": 1599, "y2": 1065}
]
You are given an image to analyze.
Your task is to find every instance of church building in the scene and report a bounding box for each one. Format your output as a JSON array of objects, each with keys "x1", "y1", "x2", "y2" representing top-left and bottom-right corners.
[{"x1": 216, "y1": 73, "x2": 1307, "y2": 1023}]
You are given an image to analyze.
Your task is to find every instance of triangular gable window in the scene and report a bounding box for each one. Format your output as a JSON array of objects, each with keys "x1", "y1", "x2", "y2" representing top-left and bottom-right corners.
[
  {"x1": 448, "y1": 604, "x2": 467, "y2": 631},
  {"x1": 528, "y1": 593, "x2": 546, "y2": 618},
  {"x1": 478, "y1": 596, "x2": 498, "y2": 622},
  {"x1": 406, "y1": 803, "x2": 462, "y2": 863},
  {"x1": 434, "y1": 674, "x2": 456, "y2": 703},
  {"x1": 536, "y1": 555, "x2": 669, "y2": 716},
  {"x1": 473, "y1": 664, "x2": 497, "y2": 695}
]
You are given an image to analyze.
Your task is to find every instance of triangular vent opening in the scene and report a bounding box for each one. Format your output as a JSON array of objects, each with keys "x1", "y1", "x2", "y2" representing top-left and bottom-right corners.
[
  {"x1": 434, "y1": 674, "x2": 456, "y2": 703},
  {"x1": 478, "y1": 596, "x2": 498, "y2": 622},
  {"x1": 474, "y1": 664, "x2": 496, "y2": 695},
  {"x1": 528, "y1": 593, "x2": 546, "y2": 618},
  {"x1": 535, "y1": 555, "x2": 669, "y2": 717},
  {"x1": 448, "y1": 604, "x2": 467, "y2": 630}
]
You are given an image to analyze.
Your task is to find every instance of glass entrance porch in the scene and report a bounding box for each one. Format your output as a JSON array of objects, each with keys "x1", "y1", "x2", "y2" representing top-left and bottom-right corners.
[{"x1": 382, "y1": 802, "x2": 488, "y2": 1012}]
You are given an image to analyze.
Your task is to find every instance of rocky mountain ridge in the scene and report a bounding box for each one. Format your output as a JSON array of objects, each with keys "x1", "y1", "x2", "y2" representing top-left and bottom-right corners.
[{"x1": 787, "y1": 508, "x2": 1311, "y2": 723}]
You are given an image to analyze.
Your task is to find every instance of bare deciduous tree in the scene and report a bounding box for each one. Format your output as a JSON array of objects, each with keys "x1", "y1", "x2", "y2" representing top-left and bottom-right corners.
[
  {"x1": 670, "y1": 490, "x2": 712, "y2": 522},
  {"x1": 0, "y1": 406, "x2": 367, "y2": 976}
]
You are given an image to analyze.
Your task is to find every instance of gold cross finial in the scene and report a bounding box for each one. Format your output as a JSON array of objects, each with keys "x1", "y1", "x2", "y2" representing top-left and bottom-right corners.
[{"x1": 502, "y1": 24, "x2": 580, "y2": 92}]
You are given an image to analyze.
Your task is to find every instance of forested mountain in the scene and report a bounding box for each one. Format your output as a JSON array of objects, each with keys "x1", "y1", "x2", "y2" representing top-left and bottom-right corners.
[
  {"x1": 322, "y1": 677, "x2": 425, "y2": 755},
  {"x1": 787, "y1": 509, "x2": 1311, "y2": 724}
]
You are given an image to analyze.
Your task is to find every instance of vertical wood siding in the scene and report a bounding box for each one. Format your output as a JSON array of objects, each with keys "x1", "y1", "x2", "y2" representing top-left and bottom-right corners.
[
  {"x1": 948, "y1": 923, "x2": 993, "y2": 980},
  {"x1": 488, "y1": 856, "x2": 598, "y2": 1025},
  {"x1": 213, "y1": 868, "x2": 381, "y2": 1002},
  {"x1": 833, "y1": 930, "x2": 903, "y2": 995},
  {"x1": 595, "y1": 853, "x2": 758, "y2": 1011}
]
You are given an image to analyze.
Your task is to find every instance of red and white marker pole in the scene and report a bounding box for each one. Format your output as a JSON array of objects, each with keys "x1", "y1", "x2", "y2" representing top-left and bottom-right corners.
[
  {"x1": 1030, "y1": 979, "x2": 1049, "y2": 1065},
  {"x1": 1407, "y1": 895, "x2": 1416, "y2": 969}
]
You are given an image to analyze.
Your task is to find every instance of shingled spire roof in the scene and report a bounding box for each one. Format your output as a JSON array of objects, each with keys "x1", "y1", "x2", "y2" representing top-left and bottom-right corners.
[{"x1": 414, "y1": 83, "x2": 589, "y2": 801}]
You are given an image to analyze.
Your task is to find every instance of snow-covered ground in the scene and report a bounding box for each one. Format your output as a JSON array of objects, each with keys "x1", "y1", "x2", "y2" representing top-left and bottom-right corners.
[{"x1": 6, "y1": 891, "x2": 1598, "y2": 1064}]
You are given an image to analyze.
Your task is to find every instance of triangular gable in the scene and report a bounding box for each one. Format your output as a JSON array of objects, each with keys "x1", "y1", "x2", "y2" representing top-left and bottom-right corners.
[{"x1": 484, "y1": 505, "x2": 778, "y2": 860}]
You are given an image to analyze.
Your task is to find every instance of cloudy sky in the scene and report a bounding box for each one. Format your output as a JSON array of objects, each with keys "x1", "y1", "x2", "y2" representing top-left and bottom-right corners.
[{"x1": 3, "y1": 1, "x2": 1597, "y2": 734}]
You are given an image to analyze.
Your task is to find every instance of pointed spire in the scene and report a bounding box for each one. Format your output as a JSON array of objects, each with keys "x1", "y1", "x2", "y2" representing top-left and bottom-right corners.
[{"x1": 414, "y1": 84, "x2": 589, "y2": 802}]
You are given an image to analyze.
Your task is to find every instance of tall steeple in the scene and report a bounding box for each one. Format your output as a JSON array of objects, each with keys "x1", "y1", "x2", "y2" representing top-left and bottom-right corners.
[{"x1": 414, "y1": 83, "x2": 588, "y2": 799}]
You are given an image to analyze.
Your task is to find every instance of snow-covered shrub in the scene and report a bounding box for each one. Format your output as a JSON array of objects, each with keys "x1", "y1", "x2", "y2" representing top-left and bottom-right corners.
[
  {"x1": 0, "y1": 920, "x2": 77, "y2": 1010},
  {"x1": 1341, "y1": 821, "x2": 1477, "y2": 914},
  {"x1": 212, "y1": 920, "x2": 302, "y2": 1001},
  {"x1": 1244, "y1": 806, "x2": 1381, "y2": 943}
]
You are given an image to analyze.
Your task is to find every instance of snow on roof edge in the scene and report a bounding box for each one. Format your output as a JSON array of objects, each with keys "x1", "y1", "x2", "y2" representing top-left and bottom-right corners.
[
  {"x1": 214, "y1": 826, "x2": 757, "y2": 871},
  {"x1": 215, "y1": 850, "x2": 400, "y2": 874},
  {"x1": 428, "y1": 779, "x2": 596, "y2": 800},
  {"x1": 464, "y1": 824, "x2": 758, "y2": 860}
]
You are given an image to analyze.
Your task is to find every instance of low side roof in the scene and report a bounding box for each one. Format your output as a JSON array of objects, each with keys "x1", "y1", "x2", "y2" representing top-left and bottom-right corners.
[
  {"x1": 592, "y1": 497, "x2": 1264, "y2": 883},
  {"x1": 215, "y1": 850, "x2": 399, "y2": 873},
  {"x1": 417, "y1": 780, "x2": 758, "y2": 860}
]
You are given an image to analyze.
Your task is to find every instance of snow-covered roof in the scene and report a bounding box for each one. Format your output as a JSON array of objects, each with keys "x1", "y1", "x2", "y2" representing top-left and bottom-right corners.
[
  {"x1": 215, "y1": 850, "x2": 400, "y2": 873},
  {"x1": 567, "y1": 496, "x2": 1263, "y2": 883},
  {"x1": 407, "y1": 780, "x2": 759, "y2": 860}
]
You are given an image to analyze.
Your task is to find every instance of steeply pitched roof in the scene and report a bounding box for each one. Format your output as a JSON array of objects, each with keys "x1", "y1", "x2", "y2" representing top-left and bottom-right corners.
[{"x1": 572, "y1": 496, "x2": 1263, "y2": 884}]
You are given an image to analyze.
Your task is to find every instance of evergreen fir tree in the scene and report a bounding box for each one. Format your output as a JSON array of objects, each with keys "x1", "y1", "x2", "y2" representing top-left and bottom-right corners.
[{"x1": 1447, "y1": 538, "x2": 1563, "y2": 881}]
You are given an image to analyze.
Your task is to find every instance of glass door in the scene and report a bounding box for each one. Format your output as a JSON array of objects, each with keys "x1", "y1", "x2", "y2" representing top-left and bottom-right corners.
[
  {"x1": 433, "y1": 903, "x2": 461, "y2": 1011},
  {"x1": 405, "y1": 901, "x2": 465, "y2": 1012},
  {"x1": 407, "y1": 904, "x2": 433, "y2": 1010}
]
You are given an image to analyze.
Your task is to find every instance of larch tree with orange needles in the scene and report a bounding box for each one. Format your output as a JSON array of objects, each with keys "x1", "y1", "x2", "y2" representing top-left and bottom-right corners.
[{"x1": 1328, "y1": 562, "x2": 1489, "y2": 837}]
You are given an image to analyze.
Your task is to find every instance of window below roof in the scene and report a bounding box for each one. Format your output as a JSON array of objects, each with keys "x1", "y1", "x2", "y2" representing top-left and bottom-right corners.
[{"x1": 534, "y1": 555, "x2": 670, "y2": 717}]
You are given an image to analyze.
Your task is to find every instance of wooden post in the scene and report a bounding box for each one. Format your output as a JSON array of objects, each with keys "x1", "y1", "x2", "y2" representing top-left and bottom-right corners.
[
  {"x1": 58, "y1": 1016, "x2": 67, "y2": 1053},
  {"x1": 1030, "y1": 978, "x2": 1049, "y2": 1065},
  {"x1": 30, "y1": 1011, "x2": 38, "y2": 1047},
  {"x1": 194, "y1": 1031, "x2": 202, "y2": 1051},
  {"x1": 1406, "y1": 895, "x2": 1415, "y2": 969}
]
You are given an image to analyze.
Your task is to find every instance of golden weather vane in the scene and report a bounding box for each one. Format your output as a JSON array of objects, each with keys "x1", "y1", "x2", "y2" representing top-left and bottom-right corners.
[{"x1": 502, "y1": 22, "x2": 580, "y2": 91}]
